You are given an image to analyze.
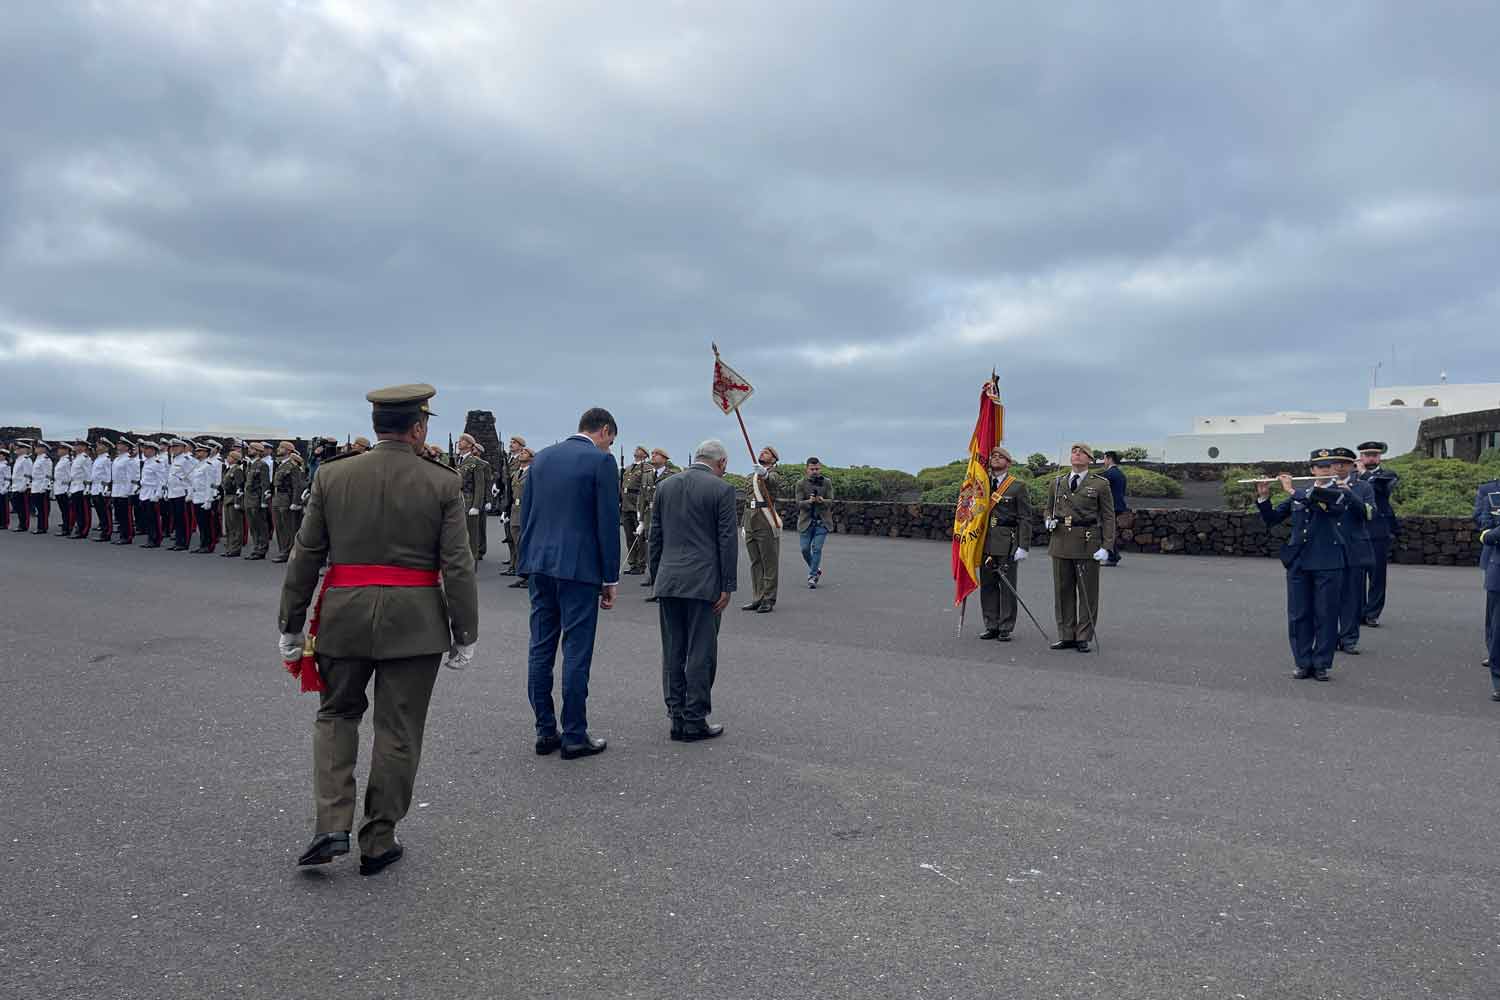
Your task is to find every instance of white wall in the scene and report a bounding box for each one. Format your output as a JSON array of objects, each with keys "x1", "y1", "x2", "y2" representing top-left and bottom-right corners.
[
  {"x1": 1370, "y1": 383, "x2": 1500, "y2": 414},
  {"x1": 1163, "y1": 408, "x2": 1428, "y2": 463}
]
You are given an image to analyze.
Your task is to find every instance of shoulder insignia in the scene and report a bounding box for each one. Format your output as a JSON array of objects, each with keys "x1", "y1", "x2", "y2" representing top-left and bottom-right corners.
[
  {"x1": 319, "y1": 450, "x2": 358, "y2": 467},
  {"x1": 422, "y1": 453, "x2": 459, "y2": 475}
]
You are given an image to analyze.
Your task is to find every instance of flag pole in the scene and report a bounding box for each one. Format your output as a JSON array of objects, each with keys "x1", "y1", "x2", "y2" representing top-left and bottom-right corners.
[
  {"x1": 732, "y1": 407, "x2": 757, "y2": 467},
  {"x1": 956, "y1": 597, "x2": 967, "y2": 637}
]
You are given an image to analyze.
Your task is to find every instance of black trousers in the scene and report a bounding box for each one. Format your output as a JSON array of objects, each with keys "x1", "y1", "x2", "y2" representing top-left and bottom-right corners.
[
  {"x1": 55, "y1": 494, "x2": 72, "y2": 534},
  {"x1": 71, "y1": 493, "x2": 90, "y2": 536},
  {"x1": 92, "y1": 494, "x2": 111, "y2": 537},
  {"x1": 112, "y1": 497, "x2": 133, "y2": 540},
  {"x1": 1363, "y1": 536, "x2": 1391, "y2": 623},
  {"x1": 30, "y1": 492, "x2": 49, "y2": 532},
  {"x1": 196, "y1": 503, "x2": 217, "y2": 550},
  {"x1": 138, "y1": 499, "x2": 162, "y2": 545},
  {"x1": 657, "y1": 596, "x2": 721, "y2": 723},
  {"x1": 170, "y1": 497, "x2": 190, "y2": 547},
  {"x1": 12, "y1": 491, "x2": 29, "y2": 529}
]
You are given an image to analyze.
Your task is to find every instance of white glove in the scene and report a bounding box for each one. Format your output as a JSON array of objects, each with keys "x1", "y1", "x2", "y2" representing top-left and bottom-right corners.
[
  {"x1": 1044, "y1": 518, "x2": 1058, "y2": 531},
  {"x1": 468, "y1": 507, "x2": 479, "y2": 516},
  {"x1": 1093, "y1": 548, "x2": 1109, "y2": 562},
  {"x1": 278, "y1": 633, "x2": 304, "y2": 661},
  {"x1": 635, "y1": 521, "x2": 645, "y2": 536},
  {"x1": 442, "y1": 642, "x2": 477, "y2": 670},
  {"x1": 484, "y1": 503, "x2": 493, "y2": 512},
  {"x1": 500, "y1": 514, "x2": 510, "y2": 526},
  {"x1": 290, "y1": 504, "x2": 302, "y2": 511},
  {"x1": 200, "y1": 502, "x2": 211, "y2": 510},
  {"x1": 1013, "y1": 547, "x2": 1028, "y2": 562}
]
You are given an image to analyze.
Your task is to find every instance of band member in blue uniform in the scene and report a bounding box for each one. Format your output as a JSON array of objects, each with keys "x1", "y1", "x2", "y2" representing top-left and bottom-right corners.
[
  {"x1": 1474, "y1": 477, "x2": 1500, "y2": 670},
  {"x1": 1356, "y1": 441, "x2": 1399, "y2": 627},
  {"x1": 1478, "y1": 520, "x2": 1500, "y2": 702},
  {"x1": 1319, "y1": 447, "x2": 1376, "y2": 655},
  {"x1": 1256, "y1": 449, "x2": 1367, "y2": 681}
]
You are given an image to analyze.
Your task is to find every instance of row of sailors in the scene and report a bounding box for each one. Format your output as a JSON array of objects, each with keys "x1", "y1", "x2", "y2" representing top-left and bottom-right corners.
[{"x1": 0, "y1": 436, "x2": 322, "y2": 559}]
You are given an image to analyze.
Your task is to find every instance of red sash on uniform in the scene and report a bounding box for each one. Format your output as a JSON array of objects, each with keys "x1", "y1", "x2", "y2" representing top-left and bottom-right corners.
[{"x1": 284, "y1": 564, "x2": 443, "y2": 693}]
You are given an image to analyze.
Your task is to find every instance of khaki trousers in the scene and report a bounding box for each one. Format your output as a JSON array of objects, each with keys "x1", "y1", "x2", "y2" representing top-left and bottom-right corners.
[
  {"x1": 314, "y1": 653, "x2": 442, "y2": 856},
  {"x1": 621, "y1": 510, "x2": 644, "y2": 570},
  {"x1": 272, "y1": 506, "x2": 296, "y2": 557},
  {"x1": 222, "y1": 504, "x2": 244, "y2": 555},
  {"x1": 979, "y1": 557, "x2": 1019, "y2": 633},
  {"x1": 1051, "y1": 557, "x2": 1101, "y2": 642},
  {"x1": 744, "y1": 511, "x2": 780, "y2": 606},
  {"x1": 246, "y1": 507, "x2": 269, "y2": 556}
]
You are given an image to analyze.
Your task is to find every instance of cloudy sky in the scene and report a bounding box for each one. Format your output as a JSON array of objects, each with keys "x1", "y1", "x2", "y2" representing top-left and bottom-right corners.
[{"x1": 2, "y1": 1, "x2": 1496, "y2": 471}]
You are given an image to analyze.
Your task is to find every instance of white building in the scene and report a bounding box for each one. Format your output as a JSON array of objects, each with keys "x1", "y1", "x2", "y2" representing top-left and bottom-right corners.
[{"x1": 1162, "y1": 379, "x2": 1500, "y2": 463}]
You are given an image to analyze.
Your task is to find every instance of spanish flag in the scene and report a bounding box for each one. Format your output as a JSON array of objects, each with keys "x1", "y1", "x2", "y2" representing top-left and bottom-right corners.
[{"x1": 951, "y1": 377, "x2": 1004, "y2": 606}]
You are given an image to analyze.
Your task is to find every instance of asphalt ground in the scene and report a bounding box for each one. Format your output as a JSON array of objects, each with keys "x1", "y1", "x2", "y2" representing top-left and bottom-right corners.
[{"x1": 1, "y1": 528, "x2": 1496, "y2": 999}]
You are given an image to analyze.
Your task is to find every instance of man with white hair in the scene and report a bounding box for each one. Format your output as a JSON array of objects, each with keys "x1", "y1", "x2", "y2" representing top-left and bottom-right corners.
[{"x1": 648, "y1": 439, "x2": 739, "y2": 742}]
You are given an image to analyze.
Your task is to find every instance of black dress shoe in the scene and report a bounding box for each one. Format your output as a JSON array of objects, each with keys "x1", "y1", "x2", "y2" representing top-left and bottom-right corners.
[
  {"x1": 1340, "y1": 646, "x2": 1360, "y2": 656},
  {"x1": 560, "y1": 735, "x2": 607, "y2": 760},
  {"x1": 359, "y1": 842, "x2": 404, "y2": 876},
  {"x1": 979, "y1": 628, "x2": 1000, "y2": 640},
  {"x1": 143, "y1": 541, "x2": 162, "y2": 549},
  {"x1": 507, "y1": 579, "x2": 527, "y2": 589},
  {"x1": 1049, "y1": 639, "x2": 1076, "y2": 650},
  {"x1": 678, "y1": 722, "x2": 724, "y2": 742},
  {"x1": 997, "y1": 632, "x2": 1012, "y2": 642},
  {"x1": 757, "y1": 603, "x2": 774, "y2": 614},
  {"x1": 1362, "y1": 619, "x2": 1380, "y2": 628},
  {"x1": 1074, "y1": 641, "x2": 1090, "y2": 653},
  {"x1": 741, "y1": 601, "x2": 763, "y2": 611},
  {"x1": 297, "y1": 831, "x2": 350, "y2": 866},
  {"x1": 500, "y1": 569, "x2": 516, "y2": 577},
  {"x1": 1491, "y1": 691, "x2": 1500, "y2": 702},
  {"x1": 1486, "y1": 658, "x2": 1492, "y2": 668},
  {"x1": 535, "y1": 733, "x2": 561, "y2": 755},
  {"x1": 644, "y1": 595, "x2": 659, "y2": 603},
  {"x1": 1293, "y1": 666, "x2": 1314, "y2": 679},
  {"x1": 270, "y1": 556, "x2": 288, "y2": 563},
  {"x1": 622, "y1": 568, "x2": 642, "y2": 575},
  {"x1": 245, "y1": 552, "x2": 266, "y2": 560},
  {"x1": 640, "y1": 579, "x2": 653, "y2": 587},
  {"x1": 1314, "y1": 668, "x2": 1331, "y2": 681}
]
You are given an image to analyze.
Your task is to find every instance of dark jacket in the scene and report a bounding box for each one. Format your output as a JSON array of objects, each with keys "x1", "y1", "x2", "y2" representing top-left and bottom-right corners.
[
  {"x1": 649, "y1": 463, "x2": 738, "y2": 602},
  {"x1": 795, "y1": 475, "x2": 835, "y2": 533},
  {"x1": 1481, "y1": 522, "x2": 1500, "y2": 591},
  {"x1": 1475, "y1": 480, "x2": 1500, "y2": 574},
  {"x1": 1358, "y1": 467, "x2": 1400, "y2": 541},
  {"x1": 1335, "y1": 478, "x2": 1376, "y2": 568},
  {"x1": 1257, "y1": 486, "x2": 1357, "y2": 572},
  {"x1": 517, "y1": 435, "x2": 622, "y2": 586},
  {"x1": 1103, "y1": 465, "x2": 1129, "y2": 514}
]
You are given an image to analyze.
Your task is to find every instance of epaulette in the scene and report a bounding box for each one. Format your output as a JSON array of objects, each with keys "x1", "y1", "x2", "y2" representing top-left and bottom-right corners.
[
  {"x1": 318, "y1": 450, "x2": 358, "y2": 467},
  {"x1": 422, "y1": 453, "x2": 459, "y2": 475}
]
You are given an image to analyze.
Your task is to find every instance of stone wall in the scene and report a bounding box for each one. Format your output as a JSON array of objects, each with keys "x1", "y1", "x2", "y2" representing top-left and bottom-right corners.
[
  {"x1": 1416, "y1": 408, "x2": 1500, "y2": 461},
  {"x1": 734, "y1": 498, "x2": 1480, "y2": 567}
]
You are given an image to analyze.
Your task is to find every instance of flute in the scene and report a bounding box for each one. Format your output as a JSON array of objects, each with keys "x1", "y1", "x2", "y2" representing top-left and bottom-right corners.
[{"x1": 1235, "y1": 476, "x2": 1324, "y2": 484}]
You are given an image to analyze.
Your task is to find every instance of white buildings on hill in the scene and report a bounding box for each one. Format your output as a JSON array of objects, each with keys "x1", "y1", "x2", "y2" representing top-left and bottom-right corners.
[{"x1": 1162, "y1": 380, "x2": 1500, "y2": 463}]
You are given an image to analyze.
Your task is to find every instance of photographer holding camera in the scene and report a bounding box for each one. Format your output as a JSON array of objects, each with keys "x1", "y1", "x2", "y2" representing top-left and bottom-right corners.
[{"x1": 796, "y1": 457, "x2": 834, "y2": 589}]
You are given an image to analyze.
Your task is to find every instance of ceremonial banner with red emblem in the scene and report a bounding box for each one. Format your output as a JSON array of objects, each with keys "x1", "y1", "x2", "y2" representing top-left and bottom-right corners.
[
  {"x1": 951, "y1": 377, "x2": 1005, "y2": 606},
  {"x1": 711, "y1": 345, "x2": 755, "y2": 414}
]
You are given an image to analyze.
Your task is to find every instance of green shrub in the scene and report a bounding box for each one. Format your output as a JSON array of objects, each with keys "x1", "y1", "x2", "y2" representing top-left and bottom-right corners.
[
  {"x1": 1120, "y1": 446, "x2": 1149, "y2": 462},
  {"x1": 1025, "y1": 452, "x2": 1051, "y2": 476},
  {"x1": 921, "y1": 482, "x2": 962, "y2": 505},
  {"x1": 1120, "y1": 466, "x2": 1182, "y2": 499},
  {"x1": 1384, "y1": 453, "x2": 1500, "y2": 516},
  {"x1": 1219, "y1": 467, "x2": 1265, "y2": 511},
  {"x1": 916, "y1": 460, "x2": 968, "y2": 492}
]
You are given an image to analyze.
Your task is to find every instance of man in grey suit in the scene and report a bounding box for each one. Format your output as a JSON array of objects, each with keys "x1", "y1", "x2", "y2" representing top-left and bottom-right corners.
[{"x1": 648, "y1": 439, "x2": 738, "y2": 742}]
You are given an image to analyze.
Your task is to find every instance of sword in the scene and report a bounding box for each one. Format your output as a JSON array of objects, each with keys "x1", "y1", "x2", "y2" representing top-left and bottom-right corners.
[
  {"x1": 988, "y1": 557, "x2": 1053, "y2": 643},
  {"x1": 1073, "y1": 558, "x2": 1102, "y2": 654}
]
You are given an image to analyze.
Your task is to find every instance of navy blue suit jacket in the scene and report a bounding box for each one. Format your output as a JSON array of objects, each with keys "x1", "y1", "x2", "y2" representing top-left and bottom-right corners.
[
  {"x1": 1357, "y1": 467, "x2": 1400, "y2": 541},
  {"x1": 1475, "y1": 479, "x2": 1500, "y2": 575},
  {"x1": 517, "y1": 435, "x2": 621, "y2": 585},
  {"x1": 1258, "y1": 489, "x2": 1352, "y2": 572},
  {"x1": 1103, "y1": 466, "x2": 1129, "y2": 514}
]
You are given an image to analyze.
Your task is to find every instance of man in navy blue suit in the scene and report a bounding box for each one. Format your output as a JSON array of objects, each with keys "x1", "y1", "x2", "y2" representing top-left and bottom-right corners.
[
  {"x1": 1101, "y1": 451, "x2": 1129, "y2": 566},
  {"x1": 1473, "y1": 477, "x2": 1500, "y2": 675},
  {"x1": 517, "y1": 407, "x2": 622, "y2": 760}
]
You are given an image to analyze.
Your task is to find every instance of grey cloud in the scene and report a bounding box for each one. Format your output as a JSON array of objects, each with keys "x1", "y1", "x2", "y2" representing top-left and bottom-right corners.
[{"x1": 2, "y1": 1, "x2": 1498, "y2": 472}]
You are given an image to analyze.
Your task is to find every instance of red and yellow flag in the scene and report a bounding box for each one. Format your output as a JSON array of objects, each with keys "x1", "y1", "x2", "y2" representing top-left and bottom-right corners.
[{"x1": 951, "y1": 379, "x2": 1005, "y2": 606}]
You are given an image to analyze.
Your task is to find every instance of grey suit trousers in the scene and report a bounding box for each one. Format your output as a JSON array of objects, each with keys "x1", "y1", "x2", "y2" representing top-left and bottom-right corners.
[{"x1": 658, "y1": 596, "x2": 720, "y2": 722}]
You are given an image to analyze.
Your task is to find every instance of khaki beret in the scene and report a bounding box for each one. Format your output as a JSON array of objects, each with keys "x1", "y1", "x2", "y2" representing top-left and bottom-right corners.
[
  {"x1": 1070, "y1": 442, "x2": 1094, "y2": 461},
  {"x1": 989, "y1": 445, "x2": 1013, "y2": 462}
]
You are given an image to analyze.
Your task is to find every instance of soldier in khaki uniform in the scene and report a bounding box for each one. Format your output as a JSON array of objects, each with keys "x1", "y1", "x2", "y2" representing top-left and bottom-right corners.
[
  {"x1": 474, "y1": 443, "x2": 493, "y2": 561},
  {"x1": 741, "y1": 445, "x2": 783, "y2": 613},
  {"x1": 456, "y1": 433, "x2": 485, "y2": 562},
  {"x1": 620, "y1": 446, "x2": 650, "y2": 574},
  {"x1": 220, "y1": 448, "x2": 247, "y2": 557},
  {"x1": 1044, "y1": 443, "x2": 1116, "y2": 652},
  {"x1": 270, "y1": 442, "x2": 306, "y2": 563},
  {"x1": 979, "y1": 446, "x2": 1033, "y2": 641},
  {"x1": 243, "y1": 442, "x2": 271, "y2": 559},
  {"x1": 505, "y1": 447, "x2": 533, "y2": 587},
  {"x1": 279, "y1": 383, "x2": 479, "y2": 876},
  {"x1": 640, "y1": 448, "x2": 680, "y2": 601}
]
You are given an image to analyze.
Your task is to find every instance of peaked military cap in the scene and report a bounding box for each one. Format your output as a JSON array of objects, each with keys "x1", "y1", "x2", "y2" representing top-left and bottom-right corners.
[
  {"x1": 119, "y1": 438, "x2": 136, "y2": 448},
  {"x1": 14, "y1": 438, "x2": 31, "y2": 447},
  {"x1": 366, "y1": 383, "x2": 437, "y2": 416},
  {"x1": 33, "y1": 440, "x2": 49, "y2": 449},
  {"x1": 1328, "y1": 446, "x2": 1356, "y2": 461},
  {"x1": 201, "y1": 438, "x2": 221, "y2": 449},
  {"x1": 1357, "y1": 441, "x2": 1387, "y2": 453},
  {"x1": 1309, "y1": 447, "x2": 1356, "y2": 463},
  {"x1": 0, "y1": 445, "x2": 10, "y2": 454},
  {"x1": 141, "y1": 440, "x2": 159, "y2": 451},
  {"x1": 96, "y1": 438, "x2": 114, "y2": 449}
]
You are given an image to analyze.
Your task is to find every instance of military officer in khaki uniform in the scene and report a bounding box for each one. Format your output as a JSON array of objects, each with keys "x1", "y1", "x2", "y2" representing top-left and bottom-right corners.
[
  {"x1": 640, "y1": 448, "x2": 680, "y2": 602},
  {"x1": 243, "y1": 442, "x2": 271, "y2": 559},
  {"x1": 1044, "y1": 443, "x2": 1116, "y2": 652},
  {"x1": 270, "y1": 442, "x2": 306, "y2": 563},
  {"x1": 505, "y1": 447, "x2": 533, "y2": 587},
  {"x1": 979, "y1": 446, "x2": 1033, "y2": 641},
  {"x1": 474, "y1": 442, "x2": 493, "y2": 560},
  {"x1": 220, "y1": 448, "x2": 247, "y2": 557},
  {"x1": 741, "y1": 445, "x2": 783, "y2": 613},
  {"x1": 620, "y1": 446, "x2": 650, "y2": 574},
  {"x1": 279, "y1": 383, "x2": 479, "y2": 876},
  {"x1": 456, "y1": 433, "x2": 485, "y2": 562}
]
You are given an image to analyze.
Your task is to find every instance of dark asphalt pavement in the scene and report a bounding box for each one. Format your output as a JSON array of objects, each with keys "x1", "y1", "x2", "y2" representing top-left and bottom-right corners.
[{"x1": 2, "y1": 530, "x2": 1497, "y2": 999}]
